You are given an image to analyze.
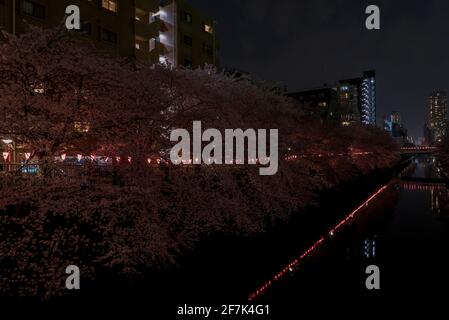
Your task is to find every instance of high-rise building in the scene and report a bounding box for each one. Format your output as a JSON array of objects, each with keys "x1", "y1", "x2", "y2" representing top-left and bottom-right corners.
[
  {"x1": 391, "y1": 111, "x2": 401, "y2": 125},
  {"x1": 383, "y1": 111, "x2": 408, "y2": 145},
  {"x1": 339, "y1": 70, "x2": 376, "y2": 125},
  {"x1": 0, "y1": 0, "x2": 218, "y2": 68},
  {"x1": 425, "y1": 91, "x2": 447, "y2": 144},
  {"x1": 335, "y1": 83, "x2": 360, "y2": 125},
  {"x1": 287, "y1": 70, "x2": 377, "y2": 126}
]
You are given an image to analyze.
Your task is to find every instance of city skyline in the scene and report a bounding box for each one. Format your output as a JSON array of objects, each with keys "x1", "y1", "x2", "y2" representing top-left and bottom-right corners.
[{"x1": 189, "y1": 0, "x2": 449, "y2": 140}]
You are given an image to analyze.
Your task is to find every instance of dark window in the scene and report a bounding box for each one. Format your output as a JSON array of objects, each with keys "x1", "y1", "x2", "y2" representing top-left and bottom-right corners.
[
  {"x1": 183, "y1": 35, "x2": 192, "y2": 46},
  {"x1": 101, "y1": 28, "x2": 117, "y2": 44},
  {"x1": 75, "y1": 21, "x2": 92, "y2": 35},
  {"x1": 203, "y1": 43, "x2": 213, "y2": 56},
  {"x1": 183, "y1": 11, "x2": 192, "y2": 23},
  {"x1": 22, "y1": 0, "x2": 46, "y2": 19},
  {"x1": 183, "y1": 58, "x2": 192, "y2": 68}
]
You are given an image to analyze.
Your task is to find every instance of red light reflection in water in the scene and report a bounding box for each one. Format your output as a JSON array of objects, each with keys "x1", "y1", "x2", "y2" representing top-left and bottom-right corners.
[{"x1": 247, "y1": 185, "x2": 389, "y2": 301}]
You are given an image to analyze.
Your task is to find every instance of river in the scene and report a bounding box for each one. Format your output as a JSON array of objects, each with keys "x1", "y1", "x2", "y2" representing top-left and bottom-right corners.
[{"x1": 257, "y1": 154, "x2": 449, "y2": 309}]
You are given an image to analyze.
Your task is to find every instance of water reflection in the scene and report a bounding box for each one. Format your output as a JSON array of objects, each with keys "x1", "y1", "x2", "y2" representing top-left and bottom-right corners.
[
  {"x1": 363, "y1": 238, "x2": 377, "y2": 259},
  {"x1": 254, "y1": 154, "x2": 449, "y2": 300},
  {"x1": 404, "y1": 155, "x2": 449, "y2": 217}
]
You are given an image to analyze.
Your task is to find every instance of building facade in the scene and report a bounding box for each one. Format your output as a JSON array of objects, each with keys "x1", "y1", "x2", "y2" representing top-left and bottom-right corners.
[
  {"x1": 287, "y1": 86, "x2": 336, "y2": 120},
  {"x1": 383, "y1": 111, "x2": 410, "y2": 145},
  {"x1": 0, "y1": 0, "x2": 218, "y2": 68},
  {"x1": 287, "y1": 70, "x2": 377, "y2": 126},
  {"x1": 425, "y1": 91, "x2": 448, "y2": 144},
  {"x1": 335, "y1": 83, "x2": 360, "y2": 125},
  {"x1": 384, "y1": 111, "x2": 405, "y2": 137},
  {"x1": 338, "y1": 70, "x2": 376, "y2": 125}
]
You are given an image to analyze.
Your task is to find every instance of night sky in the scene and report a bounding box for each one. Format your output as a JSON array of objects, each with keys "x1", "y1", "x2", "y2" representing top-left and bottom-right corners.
[{"x1": 189, "y1": 0, "x2": 449, "y2": 139}]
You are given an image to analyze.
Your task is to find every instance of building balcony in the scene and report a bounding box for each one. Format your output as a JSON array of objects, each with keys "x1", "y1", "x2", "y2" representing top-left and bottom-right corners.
[
  {"x1": 135, "y1": 0, "x2": 160, "y2": 13},
  {"x1": 135, "y1": 47, "x2": 167, "y2": 65},
  {"x1": 134, "y1": 19, "x2": 162, "y2": 40},
  {"x1": 135, "y1": 48, "x2": 153, "y2": 62},
  {"x1": 150, "y1": 40, "x2": 167, "y2": 56}
]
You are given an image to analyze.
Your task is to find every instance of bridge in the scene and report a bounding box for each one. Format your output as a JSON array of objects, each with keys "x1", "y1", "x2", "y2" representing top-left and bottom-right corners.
[
  {"x1": 400, "y1": 181, "x2": 447, "y2": 192},
  {"x1": 400, "y1": 146, "x2": 437, "y2": 154},
  {"x1": 398, "y1": 173, "x2": 448, "y2": 191}
]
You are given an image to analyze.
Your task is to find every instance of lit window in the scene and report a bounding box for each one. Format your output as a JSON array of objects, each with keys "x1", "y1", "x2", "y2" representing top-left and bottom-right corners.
[
  {"x1": 102, "y1": 0, "x2": 118, "y2": 13},
  {"x1": 74, "y1": 122, "x2": 90, "y2": 133},
  {"x1": 204, "y1": 23, "x2": 213, "y2": 34}
]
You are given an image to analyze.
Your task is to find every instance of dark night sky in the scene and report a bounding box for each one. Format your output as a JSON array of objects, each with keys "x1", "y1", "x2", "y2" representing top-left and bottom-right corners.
[{"x1": 189, "y1": 0, "x2": 449, "y2": 139}]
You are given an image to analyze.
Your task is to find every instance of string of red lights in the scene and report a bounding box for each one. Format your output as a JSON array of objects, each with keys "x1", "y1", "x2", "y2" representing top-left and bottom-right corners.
[
  {"x1": 0, "y1": 151, "x2": 374, "y2": 165},
  {"x1": 247, "y1": 184, "x2": 389, "y2": 301}
]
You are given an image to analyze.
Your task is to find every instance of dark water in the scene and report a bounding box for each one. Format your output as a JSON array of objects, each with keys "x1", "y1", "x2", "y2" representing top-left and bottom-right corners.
[{"x1": 261, "y1": 154, "x2": 449, "y2": 310}]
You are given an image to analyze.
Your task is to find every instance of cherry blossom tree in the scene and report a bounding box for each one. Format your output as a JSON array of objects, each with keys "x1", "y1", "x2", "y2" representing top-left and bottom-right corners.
[{"x1": 0, "y1": 26, "x2": 399, "y2": 299}]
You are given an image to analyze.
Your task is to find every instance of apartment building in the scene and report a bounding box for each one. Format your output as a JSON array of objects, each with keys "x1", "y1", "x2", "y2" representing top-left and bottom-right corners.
[
  {"x1": 0, "y1": 0, "x2": 219, "y2": 68},
  {"x1": 288, "y1": 70, "x2": 377, "y2": 126},
  {"x1": 425, "y1": 91, "x2": 448, "y2": 144}
]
